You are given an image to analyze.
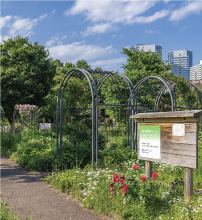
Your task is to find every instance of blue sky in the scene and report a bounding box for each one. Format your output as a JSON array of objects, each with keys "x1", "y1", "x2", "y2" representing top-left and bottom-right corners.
[{"x1": 1, "y1": 0, "x2": 202, "y2": 72}]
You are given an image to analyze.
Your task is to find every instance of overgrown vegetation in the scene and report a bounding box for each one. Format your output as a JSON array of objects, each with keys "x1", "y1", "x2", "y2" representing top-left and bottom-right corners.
[
  {"x1": 1, "y1": 36, "x2": 202, "y2": 219},
  {"x1": 1, "y1": 127, "x2": 202, "y2": 219}
]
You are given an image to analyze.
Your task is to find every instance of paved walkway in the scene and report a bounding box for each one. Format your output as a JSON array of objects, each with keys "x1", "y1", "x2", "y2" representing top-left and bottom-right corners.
[{"x1": 1, "y1": 155, "x2": 115, "y2": 220}]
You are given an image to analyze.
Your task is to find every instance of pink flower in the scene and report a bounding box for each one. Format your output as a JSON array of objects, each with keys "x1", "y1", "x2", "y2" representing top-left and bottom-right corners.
[
  {"x1": 110, "y1": 182, "x2": 114, "y2": 187},
  {"x1": 119, "y1": 175, "x2": 125, "y2": 179},
  {"x1": 133, "y1": 164, "x2": 139, "y2": 170},
  {"x1": 110, "y1": 187, "x2": 114, "y2": 192},
  {"x1": 119, "y1": 179, "x2": 124, "y2": 184}
]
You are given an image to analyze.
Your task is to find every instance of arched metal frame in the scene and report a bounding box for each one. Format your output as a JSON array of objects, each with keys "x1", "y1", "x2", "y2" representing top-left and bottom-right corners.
[
  {"x1": 0, "y1": 106, "x2": 5, "y2": 133},
  {"x1": 135, "y1": 76, "x2": 177, "y2": 112},
  {"x1": 56, "y1": 68, "x2": 137, "y2": 167},
  {"x1": 134, "y1": 76, "x2": 202, "y2": 150},
  {"x1": 157, "y1": 79, "x2": 202, "y2": 110}
]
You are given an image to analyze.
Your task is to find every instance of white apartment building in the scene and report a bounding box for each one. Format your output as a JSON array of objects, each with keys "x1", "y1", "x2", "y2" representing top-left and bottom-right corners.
[
  {"x1": 190, "y1": 60, "x2": 202, "y2": 80},
  {"x1": 133, "y1": 44, "x2": 162, "y2": 58}
]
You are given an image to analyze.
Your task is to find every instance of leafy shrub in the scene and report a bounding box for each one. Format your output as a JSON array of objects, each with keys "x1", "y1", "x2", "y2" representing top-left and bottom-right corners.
[
  {"x1": 1, "y1": 132, "x2": 22, "y2": 156},
  {"x1": 101, "y1": 138, "x2": 142, "y2": 170}
]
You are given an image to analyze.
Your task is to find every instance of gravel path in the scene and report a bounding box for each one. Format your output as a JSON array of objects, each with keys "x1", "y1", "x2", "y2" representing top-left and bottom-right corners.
[{"x1": 1, "y1": 155, "x2": 115, "y2": 220}]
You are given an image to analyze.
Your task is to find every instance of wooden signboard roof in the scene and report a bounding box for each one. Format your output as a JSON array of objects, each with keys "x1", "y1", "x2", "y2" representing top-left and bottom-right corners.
[{"x1": 130, "y1": 110, "x2": 202, "y2": 123}]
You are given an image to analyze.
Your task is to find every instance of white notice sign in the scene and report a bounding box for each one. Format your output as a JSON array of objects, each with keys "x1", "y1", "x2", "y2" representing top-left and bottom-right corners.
[
  {"x1": 172, "y1": 124, "x2": 185, "y2": 136},
  {"x1": 139, "y1": 125, "x2": 161, "y2": 160}
]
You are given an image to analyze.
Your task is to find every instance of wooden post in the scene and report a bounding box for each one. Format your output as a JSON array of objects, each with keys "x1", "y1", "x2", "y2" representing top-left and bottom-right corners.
[
  {"x1": 146, "y1": 161, "x2": 152, "y2": 178},
  {"x1": 185, "y1": 167, "x2": 193, "y2": 201}
]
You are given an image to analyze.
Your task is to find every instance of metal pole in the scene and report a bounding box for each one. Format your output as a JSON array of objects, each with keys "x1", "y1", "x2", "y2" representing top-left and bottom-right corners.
[
  {"x1": 56, "y1": 96, "x2": 59, "y2": 156},
  {"x1": 60, "y1": 98, "x2": 62, "y2": 152}
]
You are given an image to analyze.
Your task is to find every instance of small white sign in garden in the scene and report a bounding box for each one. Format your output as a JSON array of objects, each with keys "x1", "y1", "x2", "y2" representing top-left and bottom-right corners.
[
  {"x1": 139, "y1": 125, "x2": 161, "y2": 160},
  {"x1": 39, "y1": 123, "x2": 52, "y2": 131}
]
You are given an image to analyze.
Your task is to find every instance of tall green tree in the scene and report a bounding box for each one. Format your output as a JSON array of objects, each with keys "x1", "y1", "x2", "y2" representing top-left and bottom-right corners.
[
  {"x1": 1, "y1": 35, "x2": 56, "y2": 128},
  {"x1": 121, "y1": 47, "x2": 173, "y2": 83},
  {"x1": 121, "y1": 47, "x2": 201, "y2": 110}
]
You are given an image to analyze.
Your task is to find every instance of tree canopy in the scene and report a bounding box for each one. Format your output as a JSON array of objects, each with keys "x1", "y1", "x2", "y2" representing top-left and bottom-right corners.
[
  {"x1": 121, "y1": 47, "x2": 202, "y2": 110},
  {"x1": 1, "y1": 35, "x2": 56, "y2": 126}
]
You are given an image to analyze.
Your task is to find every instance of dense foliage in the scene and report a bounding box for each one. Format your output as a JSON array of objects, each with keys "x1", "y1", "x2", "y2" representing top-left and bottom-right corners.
[{"x1": 1, "y1": 36, "x2": 56, "y2": 127}]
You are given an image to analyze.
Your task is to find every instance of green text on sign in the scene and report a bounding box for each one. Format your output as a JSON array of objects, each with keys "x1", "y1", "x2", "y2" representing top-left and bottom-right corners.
[{"x1": 139, "y1": 125, "x2": 161, "y2": 160}]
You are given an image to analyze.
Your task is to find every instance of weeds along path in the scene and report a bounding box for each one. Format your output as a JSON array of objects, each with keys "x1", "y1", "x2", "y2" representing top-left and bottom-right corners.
[{"x1": 1, "y1": 155, "x2": 111, "y2": 220}]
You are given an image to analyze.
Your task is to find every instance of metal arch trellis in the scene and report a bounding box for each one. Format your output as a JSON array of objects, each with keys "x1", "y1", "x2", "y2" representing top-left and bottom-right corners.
[
  {"x1": 134, "y1": 76, "x2": 177, "y2": 112},
  {"x1": 56, "y1": 68, "x2": 137, "y2": 167},
  {"x1": 134, "y1": 76, "x2": 202, "y2": 150},
  {"x1": 155, "y1": 79, "x2": 202, "y2": 110},
  {"x1": 0, "y1": 106, "x2": 5, "y2": 133}
]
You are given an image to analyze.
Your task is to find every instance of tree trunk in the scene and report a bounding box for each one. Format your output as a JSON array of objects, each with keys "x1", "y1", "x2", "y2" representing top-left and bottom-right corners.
[{"x1": 8, "y1": 113, "x2": 15, "y2": 135}]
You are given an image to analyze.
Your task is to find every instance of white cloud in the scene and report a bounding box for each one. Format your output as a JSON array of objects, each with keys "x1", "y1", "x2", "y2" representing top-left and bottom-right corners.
[
  {"x1": 0, "y1": 34, "x2": 10, "y2": 43},
  {"x1": 112, "y1": 34, "x2": 117, "y2": 38},
  {"x1": 61, "y1": 35, "x2": 67, "y2": 40},
  {"x1": 163, "y1": 0, "x2": 172, "y2": 3},
  {"x1": 90, "y1": 57, "x2": 127, "y2": 69},
  {"x1": 47, "y1": 42, "x2": 114, "y2": 63},
  {"x1": 39, "y1": 13, "x2": 48, "y2": 20},
  {"x1": 65, "y1": 1, "x2": 169, "y2": 35},
  {"x1": 46, "y1": 39, "x2": 56, "y2": 47},
  {"x1": 81, "y1": 23, "x2": 118, "y2": 36},
  {"x1": 180, "y1": 26, "x2": 187, "y2": 30},
  {"x1": 52, "y1": 9, "x2": 56, "y2": 14},
  {"x1": 0, "y1": 15, "x2": 12, "y2": 30},
  {"x1": 170, "y1": 1, "x2": 202, "y2": 21},
  {"x1": 133, "y1": 9, "x2": 169, "y2": 23},
  {"x1": 145, "y1": 29, "x2": 155, "y2": 34},
  {"x1": 8, "y1": 13, "x2": 47, "y2": 37}
]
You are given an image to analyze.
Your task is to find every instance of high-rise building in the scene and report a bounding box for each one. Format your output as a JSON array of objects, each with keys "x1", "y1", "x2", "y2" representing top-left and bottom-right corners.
[
  {"x1": 133, "y1": 44, "x2": 162, "y2": 58},
  {"x1": 190, "y1": 60, "x2": 202, "y2": 80},
  {"x1": 167, "y1": 50, "x2": 193, "y2": 81}
]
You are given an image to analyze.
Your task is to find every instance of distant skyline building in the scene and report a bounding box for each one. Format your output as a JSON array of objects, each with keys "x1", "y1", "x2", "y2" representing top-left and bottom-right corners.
[
  {"x1": 190, "y1": 60, "x2": 202, "y2": 80},
  {"x1": 133, "y1": 43, "x2": 162, "y2": 58},
  {"x1": 167, "y1": 50, "x2": 193, "y2": 81}
]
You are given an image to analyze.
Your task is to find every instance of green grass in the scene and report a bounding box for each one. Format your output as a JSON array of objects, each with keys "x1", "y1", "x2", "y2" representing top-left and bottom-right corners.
[
  {"x1": 1, "y1": 125, "x2": 202, "y2": 220},
  {"x1": 42, "y1": 160, "x2": 202, "y2": 220},
  {"x1": 1, "y1": 201, "x2": 21, "y2": 220}
]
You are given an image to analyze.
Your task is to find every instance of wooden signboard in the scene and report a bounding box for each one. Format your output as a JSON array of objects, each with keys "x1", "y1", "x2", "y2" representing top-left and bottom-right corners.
[{"x1": 131, "y1": 110, "x2": 202, "y2": 201}]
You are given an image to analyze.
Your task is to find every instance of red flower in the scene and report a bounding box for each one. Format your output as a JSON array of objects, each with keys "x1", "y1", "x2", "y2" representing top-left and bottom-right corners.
[
  {"x1": 122, "y1": 189, "x2": 127, "y2": 194},
  {"x1": 156, "y1": 170, "x2": 158, "y2": 172},
  {"x1": 133, "y1": 164, "x2": 139, "y2": 170},
  {"x1": 112, "y1": 173, "x2": 118, "y2": 181},
  {"x1": 123, "y1": 185, "x2": 128, "y2": 189},
  {"x1": 110, "y1": 187, "x2": 115, "y2": 192},
  {"x1": 119, "y1": 175, "x2": 125, "y2": 179},
  {"x1": 152, "y1": 173, "x2": 158, "y2": 179},
  {"x1": 141, "y1": 177, "x2": 146, "y2": 182},
  {"x1": 119, "y1": 179, "x2": 124, "y2": 184},
  {"x1": 110, "y1": 182, "x2": 114, "y2": 187},
  {"x1": 115, "y1": 178, "x2": 119, "y2": 183}
]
